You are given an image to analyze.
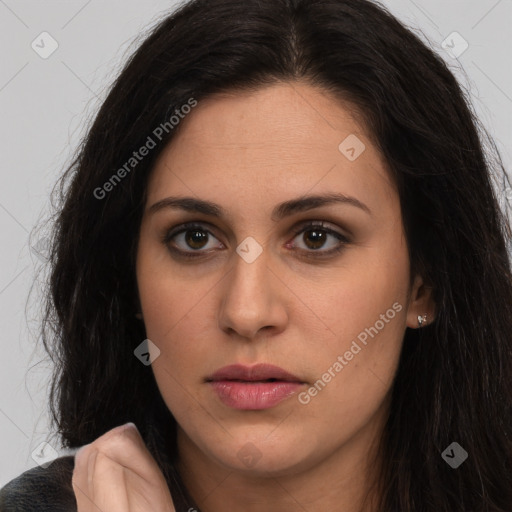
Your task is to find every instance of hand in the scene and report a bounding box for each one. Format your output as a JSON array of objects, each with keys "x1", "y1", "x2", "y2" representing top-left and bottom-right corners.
[{"x1": 72, "y1": 422, "x2": 176, "y2": 512}]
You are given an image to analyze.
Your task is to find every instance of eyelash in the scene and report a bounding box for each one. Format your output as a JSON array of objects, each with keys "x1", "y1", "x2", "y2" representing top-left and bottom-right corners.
[{"x1": 161, "y1": 221, "x2": 350, "y2": 260}]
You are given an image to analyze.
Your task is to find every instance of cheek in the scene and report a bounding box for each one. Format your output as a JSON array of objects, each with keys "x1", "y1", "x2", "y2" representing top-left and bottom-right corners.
[
  {"x1": 136, "y1": 238, "x2": 214, "y2": 389},
  {"x1": 307, "y1": 229, "x2": 410, "y2": 353},
  {"x1": 298, "y1": 232, "x2": 409, "y2": 410},
  {"x1": 138, "y1": 269, "x2": 214, "y2": 417},
  {"x1": 138, "y1": 275, "x2": 214, "y2": 376},
  {"x1": 136, "y1": 233, "x2": 215, "y2": 338},
  {"x1": 294, "y1": 272, "x2": 407, "y2": 444}
]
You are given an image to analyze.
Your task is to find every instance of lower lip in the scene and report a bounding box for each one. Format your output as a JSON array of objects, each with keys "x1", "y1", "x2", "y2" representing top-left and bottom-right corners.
[{"x1": 209, "y1": 380, "x2": 303, "y2": 410}]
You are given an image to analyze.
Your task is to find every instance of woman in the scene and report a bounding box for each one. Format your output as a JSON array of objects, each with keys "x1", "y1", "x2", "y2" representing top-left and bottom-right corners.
[{"x1": 1, "y1": 0, "x2": 511, "y2": 510}]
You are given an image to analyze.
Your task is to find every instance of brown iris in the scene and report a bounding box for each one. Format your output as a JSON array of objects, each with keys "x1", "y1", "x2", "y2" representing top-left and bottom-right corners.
[
  {"x1": 185, "y1": 229, "x2": 209, "y2": 249},
  {"x1": 302, "y1": 229, "x2": 326, "y2": 250}
]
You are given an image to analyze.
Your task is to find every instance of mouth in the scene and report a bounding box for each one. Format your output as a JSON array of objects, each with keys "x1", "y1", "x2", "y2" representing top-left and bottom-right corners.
[
  {"x1": 220, "y1": 378, "x2": 282, "y2": 382},
  {"x1": 205, "y1": 363, "x2": 304, "y2": 384},
  {"x1": 206, "y1": 364, "x2": 306, "y2": 410}
]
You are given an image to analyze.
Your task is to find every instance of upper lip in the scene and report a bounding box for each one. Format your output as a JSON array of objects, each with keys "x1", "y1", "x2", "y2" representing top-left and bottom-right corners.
[{"x1": 206, "y1": 364, "x2": 303, "y2": 383}]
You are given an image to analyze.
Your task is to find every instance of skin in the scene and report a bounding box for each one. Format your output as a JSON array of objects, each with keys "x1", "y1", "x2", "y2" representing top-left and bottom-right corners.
[
  {"x1": 73, "y1": 81, "x2": 435, "y2": 512},
  {"x1": 72, "y1": 424, "x2": 176, "y2": 511}
]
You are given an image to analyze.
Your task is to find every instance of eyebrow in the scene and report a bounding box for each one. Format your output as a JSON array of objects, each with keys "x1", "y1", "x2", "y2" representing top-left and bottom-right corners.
[{"x1": 147, "y1": 192, "x2": 372, "y2": 220}]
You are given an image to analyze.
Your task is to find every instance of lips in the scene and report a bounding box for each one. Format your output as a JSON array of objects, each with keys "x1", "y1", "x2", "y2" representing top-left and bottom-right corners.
[
  {"x1": 206, "y1": 364, "x2": 305, "y2": 410},
  {"x1": 206, "y1": 363, "x2": 304, "y2": 383}
]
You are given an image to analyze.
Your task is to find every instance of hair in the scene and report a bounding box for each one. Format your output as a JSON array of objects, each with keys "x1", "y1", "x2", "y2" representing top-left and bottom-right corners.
[{"x1": 39, "y1": 0, "x2": 512, "y2": 510}]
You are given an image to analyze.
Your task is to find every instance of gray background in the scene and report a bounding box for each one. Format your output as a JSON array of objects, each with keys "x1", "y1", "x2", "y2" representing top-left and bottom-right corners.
[{"x1": 0, "y1": 0, "x2": 510, "y2": 486}]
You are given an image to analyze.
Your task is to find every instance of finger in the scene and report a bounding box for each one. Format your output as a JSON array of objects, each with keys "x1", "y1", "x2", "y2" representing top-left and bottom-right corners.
[
  {"x1": 72, "y1": 446, "x2": 102, "y2": 512},
  {"x1": 91, "y1": 423, "x2": 163, "y2": 485},
  {"x1": 73, "y1": 446, "x2": 130, "y2": 512},
  {"x1": 72, "y1": 423, "x2": 176, "y2": 512}
]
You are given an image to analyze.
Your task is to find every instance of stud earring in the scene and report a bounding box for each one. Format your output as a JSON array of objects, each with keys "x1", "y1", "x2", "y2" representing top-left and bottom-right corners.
[
  {"x1": 417, "y1": 314, "x2": 427, "y2": 327},
  {"x1": 135, "y1": 312, "x2": 143, "y2": 320}
]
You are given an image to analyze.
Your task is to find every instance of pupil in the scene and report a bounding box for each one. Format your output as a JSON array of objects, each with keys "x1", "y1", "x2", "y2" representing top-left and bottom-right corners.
[
  {"x1": 304, "y1": 229, "x2": 325, "y2": 249},
  {"x1": 186, "y1": 230, "x2": 208, "y2": 249}
]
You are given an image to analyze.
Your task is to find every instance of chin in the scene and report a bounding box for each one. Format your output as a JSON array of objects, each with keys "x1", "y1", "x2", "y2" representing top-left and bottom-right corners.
[{"x1": 208, "y1": 437, "x2": 317, "y2": 477}]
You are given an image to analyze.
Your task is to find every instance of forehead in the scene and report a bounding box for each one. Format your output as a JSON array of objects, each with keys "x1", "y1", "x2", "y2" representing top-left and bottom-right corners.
[{"x1": 146, "y1": 82, "x2": 396, "y2": 218}]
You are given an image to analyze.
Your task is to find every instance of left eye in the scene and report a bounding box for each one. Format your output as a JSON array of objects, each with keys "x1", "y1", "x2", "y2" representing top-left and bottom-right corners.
[
  {"x1": 162, "y1": 221, "x2": 348, "y2": 258},
  {"x1": 289, "y1": 222, "x2": 348, "y2": 253}
]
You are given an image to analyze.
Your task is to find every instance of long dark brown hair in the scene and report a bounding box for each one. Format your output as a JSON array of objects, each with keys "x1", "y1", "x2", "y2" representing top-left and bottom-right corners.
[{"x1": 39, "y1": 0, "x2": 512, "y2": 510}]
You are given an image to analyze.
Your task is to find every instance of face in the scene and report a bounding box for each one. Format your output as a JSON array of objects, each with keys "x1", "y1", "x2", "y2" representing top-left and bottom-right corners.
[{"x1": 136, "y1": 81, "x2": 429, "y2": 478}]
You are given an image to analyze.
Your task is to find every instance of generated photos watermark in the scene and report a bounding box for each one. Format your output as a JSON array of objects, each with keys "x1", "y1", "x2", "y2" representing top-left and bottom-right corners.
[
  {"x1": 298, "y1": 301, "x2": 403, "y2": 405},
  {"x1": 441, "y1": 442, "x2": 468, "y2": 469},
  {"x1": 93, "y1": 97, "x2": 198, "y2": 200}
]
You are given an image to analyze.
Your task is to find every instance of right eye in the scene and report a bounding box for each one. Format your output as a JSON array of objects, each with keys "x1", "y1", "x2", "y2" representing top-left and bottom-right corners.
[{"x1": 162, "y1": 222, "x2": 225, "y2": 258}]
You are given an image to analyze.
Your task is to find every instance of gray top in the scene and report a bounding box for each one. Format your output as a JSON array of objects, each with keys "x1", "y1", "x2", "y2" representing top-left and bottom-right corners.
[{"x1": 0, "y1": 456, "x2": 77, "y2": 512}]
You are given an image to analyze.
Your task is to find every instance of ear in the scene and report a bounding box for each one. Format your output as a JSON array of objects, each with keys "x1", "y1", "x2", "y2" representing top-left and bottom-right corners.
[{"x1": 406, "y1": 274, "x2": 436, "y2": 328}]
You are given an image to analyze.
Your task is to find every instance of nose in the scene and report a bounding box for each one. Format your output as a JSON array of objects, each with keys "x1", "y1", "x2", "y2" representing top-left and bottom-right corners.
[{"x1": 217, "y1": 247, "x2": 288, "y2": 341}]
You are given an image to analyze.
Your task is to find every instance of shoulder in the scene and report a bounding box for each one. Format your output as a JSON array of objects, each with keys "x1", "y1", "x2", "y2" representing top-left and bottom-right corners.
[{"x1": 0, "y1": 455, "x2": 76, "y2": 512}]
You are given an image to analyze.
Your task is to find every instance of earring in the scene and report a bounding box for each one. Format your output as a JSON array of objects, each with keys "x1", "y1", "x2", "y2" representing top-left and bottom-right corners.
[
  {"x1": 417, "y1": 314, "x2": 427, "y2": 327},
  {"x1": 135, "y1": 312, "x2": 143, "y2": 320}
]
